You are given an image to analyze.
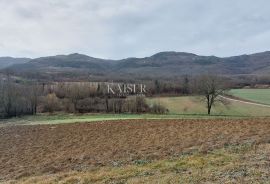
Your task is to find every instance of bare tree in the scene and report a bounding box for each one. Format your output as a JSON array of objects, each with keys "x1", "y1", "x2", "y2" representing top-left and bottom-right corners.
[
  {"x1": 42, "y1": 93, "x2": 60, "y2": 113},
  {"x1": 2, "y1": 72, "x2": 14, "y2": 117},
  {"x1": 67, "y1": 83, "x2": 90, "y2": 112},
  {"x1": 197, "y1": 74, "x2": 229, "y2": 115},
  {"x1": 28, "y1": 83, "x2": 41, "y2": 115},
  {"x1": 182, "y1": 75, "x2": 190, "y2": 94}
]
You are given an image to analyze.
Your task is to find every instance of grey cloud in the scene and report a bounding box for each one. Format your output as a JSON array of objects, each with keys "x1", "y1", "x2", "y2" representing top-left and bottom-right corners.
[{"x1": 0, "y1": 0, "x2": 269, "y2": 59}]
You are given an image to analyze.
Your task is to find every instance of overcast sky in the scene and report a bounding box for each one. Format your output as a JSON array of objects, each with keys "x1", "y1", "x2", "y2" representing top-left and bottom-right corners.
[{"x1": 0, "y1": 0, "x2": 269, "y2": 59}]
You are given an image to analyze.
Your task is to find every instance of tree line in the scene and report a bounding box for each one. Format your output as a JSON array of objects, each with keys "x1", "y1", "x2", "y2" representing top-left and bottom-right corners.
[
  {"x1": 0, "y1": 73, "x2": 231, "y2": 118},
  {"x1": 0, "y1": 78, "x2": 168, "y2": 118}
]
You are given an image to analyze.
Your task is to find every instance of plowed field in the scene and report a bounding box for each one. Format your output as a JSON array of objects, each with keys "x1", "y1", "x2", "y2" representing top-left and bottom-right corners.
[{"x1": 1, "y1": 119, "x2": 270, "y2": 182}]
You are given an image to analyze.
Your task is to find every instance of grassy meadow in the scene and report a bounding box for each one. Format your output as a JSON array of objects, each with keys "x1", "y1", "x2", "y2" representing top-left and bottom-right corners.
[
  {"x1": 0, "y1": 112, "x2": 241, "y2": 126},
  {"x1": 148, "y1": 95, "x2": 270, "y2": 117},
  {"x1": 229, "y1": 88, "x2": 270, "y2": 105}
]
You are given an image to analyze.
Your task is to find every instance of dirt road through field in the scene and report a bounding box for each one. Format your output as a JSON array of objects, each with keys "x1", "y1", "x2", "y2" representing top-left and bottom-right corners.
[{"x1": 220, "y1": 95, "x2": 270, "y2": 108}]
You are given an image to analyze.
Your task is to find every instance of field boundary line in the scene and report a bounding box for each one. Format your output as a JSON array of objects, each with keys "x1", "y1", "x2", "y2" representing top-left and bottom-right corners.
[{"x1": 219, "y1": 95, "x2": 270, "y2": 108}]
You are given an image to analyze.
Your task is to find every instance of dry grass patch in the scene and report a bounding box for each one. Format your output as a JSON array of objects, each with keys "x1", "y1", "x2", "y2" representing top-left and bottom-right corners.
[{"x1": 5, "y1": 142, "x2": 270, "y2": 184}]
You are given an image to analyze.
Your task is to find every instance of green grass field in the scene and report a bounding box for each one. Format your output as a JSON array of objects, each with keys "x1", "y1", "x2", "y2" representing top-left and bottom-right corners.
[
  {"x1": 229, "y1": 89, "x2": 270, "y2": 105},
  {"x1": 0, "y1": 112, "x2": 242, "y2": 126},
  {"x1": 148, "y1": 96, "x2": 270, "y2": 117}
]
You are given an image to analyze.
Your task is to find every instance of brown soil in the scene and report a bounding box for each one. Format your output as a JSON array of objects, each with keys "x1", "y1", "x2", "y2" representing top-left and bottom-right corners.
[{"x1": 1, "y1": 119, "x2": 270, "y2": 181}]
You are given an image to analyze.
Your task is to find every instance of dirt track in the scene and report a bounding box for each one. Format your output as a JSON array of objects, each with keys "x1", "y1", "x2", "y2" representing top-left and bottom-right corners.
[
  {"x1": 220, "y1": 95, "x2": 270, "y2": 108},
  {"x1": 1, "y1": 119, "x2": 270, "y2": 181}
]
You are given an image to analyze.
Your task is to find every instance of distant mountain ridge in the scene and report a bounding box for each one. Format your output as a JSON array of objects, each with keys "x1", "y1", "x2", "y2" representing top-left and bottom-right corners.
[
  {"x1": 0, "y1": 57, "x2": 30, "y2": 69},
  {"x1": 2, "y1": 51, "x2": 270, "y2": 80}
]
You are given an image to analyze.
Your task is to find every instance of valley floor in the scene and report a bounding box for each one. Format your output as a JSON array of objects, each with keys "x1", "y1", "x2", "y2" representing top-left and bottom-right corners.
[{"x1": 2, "y1": 94, "x2": 270, "y2": 126}]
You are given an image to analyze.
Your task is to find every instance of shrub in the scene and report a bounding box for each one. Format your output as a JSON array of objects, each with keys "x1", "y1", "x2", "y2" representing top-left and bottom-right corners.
[
  {"x1": 150, "y1": 103, "x2": 167, "y2": 114},
  {"x1": 124, "y1": 96, "x2": 150, "y2": 113},
  {"x1": 76, "y1": 97, "x2": 105, "y2": 113},
  {"x1": 41, "y1": 93, "x2": 61, "y2": 113}
]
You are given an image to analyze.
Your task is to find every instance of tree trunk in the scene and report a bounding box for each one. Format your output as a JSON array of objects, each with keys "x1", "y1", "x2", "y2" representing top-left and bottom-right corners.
[
  {"x1": 207, "y1": 106, "x2": 211, "y2": 115},
  {"x1": 105, "y1": 97, "x2": 109, "y2": 112},
  {"x1": 207, "y1": 95, "x2": 211, "y2": 115}
]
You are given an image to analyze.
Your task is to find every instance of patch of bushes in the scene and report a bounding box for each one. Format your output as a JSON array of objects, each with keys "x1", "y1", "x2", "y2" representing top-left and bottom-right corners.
[{"x1": 150, "y1": 103, "x2": 168, "y2": 114}]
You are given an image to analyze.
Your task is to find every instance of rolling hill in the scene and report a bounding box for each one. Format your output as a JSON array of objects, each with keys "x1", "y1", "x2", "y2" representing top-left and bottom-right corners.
[
  {"x1": 2, "y1": 51, "x2": 270, "y2": 80},
  {"x1": 0, "y1": 57, "x2": 30, "y2": 69}
]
